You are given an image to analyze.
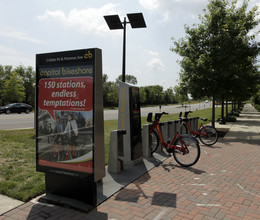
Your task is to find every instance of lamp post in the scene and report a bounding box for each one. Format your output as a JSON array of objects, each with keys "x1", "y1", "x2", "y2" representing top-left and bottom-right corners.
[{"x1": 104, "y1": 13, "x2": 146, "y2": 82}]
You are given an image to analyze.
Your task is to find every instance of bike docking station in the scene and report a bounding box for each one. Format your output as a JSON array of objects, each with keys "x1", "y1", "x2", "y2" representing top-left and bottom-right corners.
[
  {"x1": 35, "y1": 48, "x2": 105, "y2": 212},
  {"x1": 108, "y1": 82, "x2": 143, "y2": 173}
]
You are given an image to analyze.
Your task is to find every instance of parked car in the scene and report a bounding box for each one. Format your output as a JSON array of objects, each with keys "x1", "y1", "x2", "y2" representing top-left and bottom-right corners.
[{"x1": 0, "y1": 103, "x2": 33, "y2": 114}]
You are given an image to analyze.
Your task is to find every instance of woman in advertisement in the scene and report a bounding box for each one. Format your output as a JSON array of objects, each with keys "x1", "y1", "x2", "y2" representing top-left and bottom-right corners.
[{"x1": 63, "y1": 114, "x2": 78, "y2": 157}]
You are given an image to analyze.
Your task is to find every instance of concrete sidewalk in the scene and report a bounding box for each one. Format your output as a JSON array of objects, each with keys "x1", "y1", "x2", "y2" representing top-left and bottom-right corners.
[
  {"x1": 223, "y1": 104, "x2": 260, "y2": 141},
  {"x1": 0, "y1": 104, "x2": 259, "y2": 220}
]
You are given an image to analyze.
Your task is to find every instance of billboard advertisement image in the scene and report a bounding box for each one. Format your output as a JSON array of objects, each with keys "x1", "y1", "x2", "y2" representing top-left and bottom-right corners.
[{"x1": 36, "y1": 49, "x2": 98, "y2": 177}]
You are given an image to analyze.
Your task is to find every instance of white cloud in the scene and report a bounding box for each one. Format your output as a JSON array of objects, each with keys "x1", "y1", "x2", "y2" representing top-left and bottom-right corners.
[
  {"x1": 139, "y1": 0, "x2": 160, "y2": 11},
  {"x1": 0, "y1": 26, "x2": 45, "y2": 44},
  {"x1": 38, "y1": 10, "x2": 66, "y2": 21},
  {"x1": 0, "y1": 45, "x2": 33, "y2": 66},
  {"x1": 148, "y1": 50, "x2": 159, "y2": 56},
  {"x1": 139, "y1": 0, "x2": 209, "y2": 22},
  {"x1": 37, "y1": 3, "x2": 121, "y2": 35},
  {"x1": 147, "y1": 58, "x2": 165, "y2": 71}
]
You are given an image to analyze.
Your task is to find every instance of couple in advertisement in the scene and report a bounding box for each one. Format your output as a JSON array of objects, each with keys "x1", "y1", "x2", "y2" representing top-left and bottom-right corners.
[{"x1": 52, "y1": 113, "x2": 79, "y2": 159}]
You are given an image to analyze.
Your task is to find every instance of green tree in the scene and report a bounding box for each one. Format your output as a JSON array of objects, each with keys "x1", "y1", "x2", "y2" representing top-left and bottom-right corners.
[
  {"x1": 174, "y1": 84, "x2": 188, "y2": 106},
  {"x1": 14, "y1": 65, "x2": 35, "y2": 106},
  {"x1": 164, "y1": 87, "x2": 176, "y2": 104},
  {"x1": 2, "y1": 71, "x2": 25, "y2": 103},
  {"x1": 103, "y1": 74, "x2": 119, "y2": 108},
  {"x1": 139, "y1": 87, "x2": 147, "y2": 105},
  {"x1": 116, "y1": 74, "x2": 138, "y2": 85},
  {"x1": 0, "y1": 65, "x2": 13, "y2": 105},
  {"x1": 106, "y1": 82, "x2": 118, "y2": 108},
  {"x1": 171, "y1": 0, "x2": 260, "y2": 126}
]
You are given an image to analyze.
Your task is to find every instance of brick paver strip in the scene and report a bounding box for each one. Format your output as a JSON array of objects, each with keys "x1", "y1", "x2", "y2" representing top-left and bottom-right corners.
[{"x1": 2, "y1": 138, "x2": 259, "y2": 220}]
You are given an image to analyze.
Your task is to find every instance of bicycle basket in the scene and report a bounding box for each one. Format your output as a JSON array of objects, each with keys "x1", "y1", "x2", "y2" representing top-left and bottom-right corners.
[{"x1": 147, "y1": 112, "x2": 153, "y2": 122}]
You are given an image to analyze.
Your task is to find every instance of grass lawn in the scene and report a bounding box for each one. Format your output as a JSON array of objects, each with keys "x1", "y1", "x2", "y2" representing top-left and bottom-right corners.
[{"x1": 0, "y1": 107, "x2": 227, "y2": 202}]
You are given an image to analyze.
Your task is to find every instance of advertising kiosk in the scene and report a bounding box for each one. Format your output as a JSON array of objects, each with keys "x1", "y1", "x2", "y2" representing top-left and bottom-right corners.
[
  {"x1": 35, "y1": 48, "x2": 105, "y2": 207},
  {"x1": 118, "y1": 81, "x2": 143, "y2": 165}
]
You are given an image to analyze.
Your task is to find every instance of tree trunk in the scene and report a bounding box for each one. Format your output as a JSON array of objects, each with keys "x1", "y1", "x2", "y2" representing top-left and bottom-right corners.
[
  {"x1": 219, "y1": 96, "x2": 226, "y2": 124},
  {"x1": 226, "y1": 99, "x2": 228, "y2": 118},
  {"x1": 212, "y1": 96, "x2": 215, "y2": 128}
]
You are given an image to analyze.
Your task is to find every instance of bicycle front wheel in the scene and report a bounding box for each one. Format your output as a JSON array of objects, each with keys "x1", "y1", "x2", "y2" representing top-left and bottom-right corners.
[
  {"x1": 149, "y1": 130, "x2": 159, "y2": 153},
  {"x1": 173, "y1": 135, "x2": 200, "y2": 167},
  {"x1": 180, "y1": 123, "x2": 188, "y2": 134},
  {"x1": 199, "y1": 125, "x2": 218, "y2": 146}
]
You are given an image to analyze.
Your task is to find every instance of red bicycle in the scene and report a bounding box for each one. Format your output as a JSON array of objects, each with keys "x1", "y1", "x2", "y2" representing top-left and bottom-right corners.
[
  {"x1": 179, "y1": 111, "x2": 219, "y2": 146},
  {"x1": 147, "y1": 112, "x2": 200, "y2": 167}
]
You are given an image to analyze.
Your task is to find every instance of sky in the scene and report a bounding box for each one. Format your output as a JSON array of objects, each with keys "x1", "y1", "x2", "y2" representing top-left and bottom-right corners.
[{"x1": 0, "y1": 0, "x2": 259, "y2": 89}]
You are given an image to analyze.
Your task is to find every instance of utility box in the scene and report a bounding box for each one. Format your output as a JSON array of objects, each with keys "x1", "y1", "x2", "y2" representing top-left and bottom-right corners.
[{"x1": 118, "y1": 81, "x2": 142, "y2": 165}]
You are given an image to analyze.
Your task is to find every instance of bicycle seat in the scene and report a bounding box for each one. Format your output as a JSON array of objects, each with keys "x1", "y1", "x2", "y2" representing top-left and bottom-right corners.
[
  {"x1": 147, "y1": 112, "x2": 153, "y2": 122},
  {"x1": 201, "y1": 118, "x2": 208, "y2": 121}
]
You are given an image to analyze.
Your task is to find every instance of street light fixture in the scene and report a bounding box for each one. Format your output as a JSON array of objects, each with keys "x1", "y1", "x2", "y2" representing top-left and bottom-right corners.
[{"x1": 104, "y1": 13, "x2": 146, "y2": 82}]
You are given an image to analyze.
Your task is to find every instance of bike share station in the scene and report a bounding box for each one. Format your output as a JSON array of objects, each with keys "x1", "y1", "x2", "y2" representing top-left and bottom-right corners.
[
  {"x1": 34, "y1": 13, "x2": 201, "y2": 213},
  {"x1": 35, "y1": 48, "x2": 105, "y2": 211}
]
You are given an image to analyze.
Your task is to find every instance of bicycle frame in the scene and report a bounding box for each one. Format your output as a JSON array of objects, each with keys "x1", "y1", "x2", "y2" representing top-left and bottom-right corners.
[
  {"x1": 182, "y1": 119, "x2": 209, "y2": 137},
  {"x1": 149, "y1": 120, "x2": 187, "y2": 153}
]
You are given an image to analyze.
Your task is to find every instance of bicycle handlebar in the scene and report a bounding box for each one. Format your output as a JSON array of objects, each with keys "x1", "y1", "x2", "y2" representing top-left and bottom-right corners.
[
  {"x1": 155, "y1": 112, "x2": 168, "y2": 121},
  {"x1": 184, "y1": 111, "x2": 193, "y2": 117}
]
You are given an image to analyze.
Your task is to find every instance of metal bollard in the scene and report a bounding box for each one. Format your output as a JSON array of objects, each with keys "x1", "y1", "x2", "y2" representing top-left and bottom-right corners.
[{"x1": 108, "y1": 129, "x2": 126, "y2": 173}]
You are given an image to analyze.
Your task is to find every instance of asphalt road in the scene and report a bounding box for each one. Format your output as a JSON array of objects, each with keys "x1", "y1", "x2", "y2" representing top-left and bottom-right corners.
[
  {"x1": 0, "y1": 113, "x2": 35, "y2": 130},
  {"x1": 0, "y1": 102, "x2": 211, "y2": 130},
  {"x1": 104, "y1": 102, "x2": 211, "y2": 120}
]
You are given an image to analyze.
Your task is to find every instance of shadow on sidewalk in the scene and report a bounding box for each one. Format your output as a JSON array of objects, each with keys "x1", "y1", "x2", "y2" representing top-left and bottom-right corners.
[
  {"x1": 161, "y1": 161, "x2": 206, "y2": 174},
  {"x1": 114, "y1": 182, "x2": 177, "y2": 208},
  {"x1": 26, "y1": 202, "x2": 108, "y2": 220},
  {"x1": 221, "y1": 138, "x2": 260, "y2": 145}
]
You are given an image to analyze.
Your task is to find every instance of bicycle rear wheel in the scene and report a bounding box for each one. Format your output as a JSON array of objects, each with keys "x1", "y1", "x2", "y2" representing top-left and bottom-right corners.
[
  {"x1": 149, "y1": 130, "x2": 159, "y2": 153},
  {"x1": 199, "y1": 125, "x2": 218, "y2": 146},
  {"x1": 173, "y1": 135, "x2": 200, "y2": 167}
]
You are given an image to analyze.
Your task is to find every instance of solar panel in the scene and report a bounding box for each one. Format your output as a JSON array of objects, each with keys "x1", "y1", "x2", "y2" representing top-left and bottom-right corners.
[
  {"x1": 104, "y1": 15, "x2": 123, "y2": 30},
  {"x1": 127, "y1": 13, "x2": 146, "y2": 28}
]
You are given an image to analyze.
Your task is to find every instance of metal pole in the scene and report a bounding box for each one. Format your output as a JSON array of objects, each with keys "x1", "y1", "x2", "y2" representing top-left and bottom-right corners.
[{"x1": 122, "y1": 17, "x2": 126, "y2": 82}]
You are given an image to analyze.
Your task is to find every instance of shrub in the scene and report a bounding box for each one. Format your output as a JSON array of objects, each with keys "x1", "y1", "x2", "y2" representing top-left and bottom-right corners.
[
  {"x1": 224, "y1": 116, "x2": 237, "y2": 122},
  {"x1": 254, "y1": 104, "x2": 260, "y2": 112}
]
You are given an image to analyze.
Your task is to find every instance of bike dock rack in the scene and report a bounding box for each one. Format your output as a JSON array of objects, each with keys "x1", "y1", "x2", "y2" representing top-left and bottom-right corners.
[
  {"x1": 142, "y1": 124, "x2": 151, "y2": 158},
  {"x1": 108, "y1": 129, "x2": 126, "y2": 173},
  {"x1": 168, "y1": 120, "x2": 179, "y2": 140},
  {"x1": 191, "y1": 117, "x2": 199, "y2": 131}
]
